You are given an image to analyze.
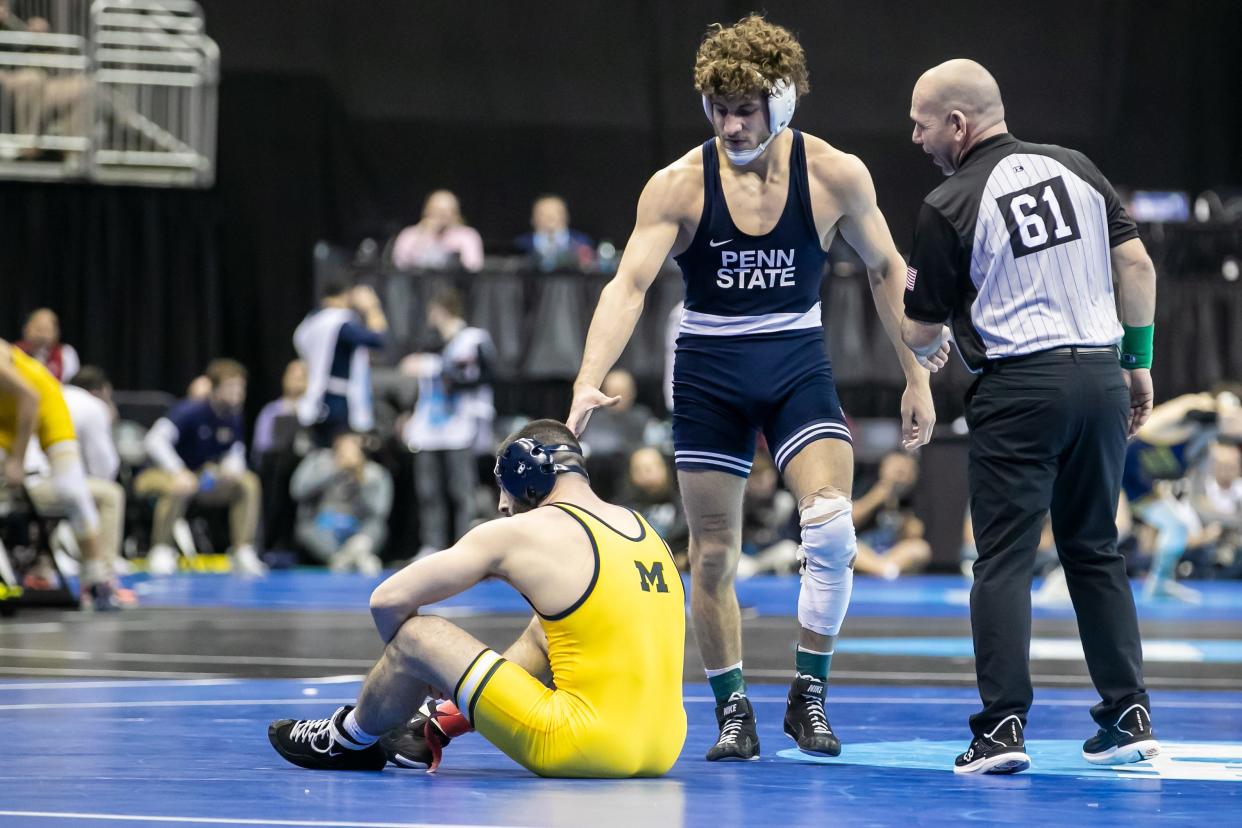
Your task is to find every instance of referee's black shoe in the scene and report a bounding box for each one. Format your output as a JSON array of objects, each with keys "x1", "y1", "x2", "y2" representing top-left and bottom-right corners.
[
  {"x1": 1082, "y1": 704, "x2": 1160, "y2": 765},
  {"x1": 268, "y1": 705, "x2": 388, "y2": 771},
  {"x1": 706, "y1": 694, "x2": 760, "y2": 761},
  {"x1": 954, "y1": 715, "x2": 1031, "y2": 775},
  {"x1": 783, "y1": 674, "x2": 841, "y2": 756}
]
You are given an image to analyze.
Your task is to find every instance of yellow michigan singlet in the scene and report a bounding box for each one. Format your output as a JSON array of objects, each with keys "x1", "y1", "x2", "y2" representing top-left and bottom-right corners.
[
  {"x1": 453, "y1": 502, "x2": 687, "y2": 778},
  {"x1": 0, "y1": 346, "x2": 75, "y2": 453}
]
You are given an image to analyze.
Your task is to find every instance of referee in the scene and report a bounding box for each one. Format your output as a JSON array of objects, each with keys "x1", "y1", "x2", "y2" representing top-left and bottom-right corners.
[{"x1": 899, "y1": 59, "x2": 1160, "y2": 775}]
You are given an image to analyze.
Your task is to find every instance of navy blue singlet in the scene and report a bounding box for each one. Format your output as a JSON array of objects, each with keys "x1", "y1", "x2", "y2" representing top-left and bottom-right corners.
[
  {"x1": 669, "y1": 131, "x2": 850, "y2": 477},
  {"x1": 674, "y1": 130, "x2": 828, "y2": 334}
]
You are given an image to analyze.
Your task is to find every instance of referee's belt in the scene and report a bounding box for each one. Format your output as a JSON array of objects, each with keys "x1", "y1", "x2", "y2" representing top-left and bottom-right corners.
[{"x1": 982, "y1": 345, "x2": 1117, "y2": 373}]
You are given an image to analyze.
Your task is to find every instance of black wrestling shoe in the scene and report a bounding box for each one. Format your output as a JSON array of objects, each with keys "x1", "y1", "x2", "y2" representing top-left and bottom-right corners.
[
  {"x1": 268, "y1": 705, "x2": 387, "y2": 771},
  {"x1": 954, "y1": 715, "x2": 1031, "y2": 775},
  {"x1": 381, "y1": 713, "x2": 438, "y2": 769},
  {"x1": 380, "y1": 699, "x2": 471, "y2": 771},
  {"x1": 706, "y1": 694, "x2": 760, "y2": 761},
  {"x1": 1082, "y1": 704, "x2": 1160, "y2": 765},
  {"x1": 783, "y1": 674, "x2": 840, "y2": 756}
]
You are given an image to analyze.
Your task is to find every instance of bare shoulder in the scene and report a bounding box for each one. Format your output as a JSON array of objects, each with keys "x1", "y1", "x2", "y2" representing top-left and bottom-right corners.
[
  {"x1": 802, "y1": 133, "x2": 873, "y2": 195},
  {"x1": 638, "y1": 146, "x2": 704, "y2": 220},
  {"x1": 480, "y1": 505, "x2": 582, "y2": 553}
]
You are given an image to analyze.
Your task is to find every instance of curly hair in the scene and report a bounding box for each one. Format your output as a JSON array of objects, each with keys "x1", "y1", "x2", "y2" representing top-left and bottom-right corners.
[{"x1": 693, "y1": 14, "x2": 810, "y2": 100}]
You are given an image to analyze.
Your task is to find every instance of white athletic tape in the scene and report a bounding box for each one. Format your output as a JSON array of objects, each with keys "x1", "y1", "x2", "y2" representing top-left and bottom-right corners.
[{"x1": 797, "y1": 495, "x2": 856, "y2": 637}]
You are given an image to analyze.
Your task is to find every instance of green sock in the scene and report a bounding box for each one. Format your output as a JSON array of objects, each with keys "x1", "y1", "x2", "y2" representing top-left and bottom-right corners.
[
  {"x1": 796, "y1": 646, "x2": 833, "y2": 682},
  {"x1": 706, "y1": 663, "x2": 746, "y2": 704}
]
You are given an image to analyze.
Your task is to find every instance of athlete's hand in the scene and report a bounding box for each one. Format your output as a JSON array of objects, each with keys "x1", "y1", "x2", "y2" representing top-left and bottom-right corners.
[
  {"x1": 566, "y1": 383, "x2": 621, "y2": 437},
  {"x1": 901, "y1": 381, "x2": 937, "y2": 450},
  {"x1": 1123, "y1": 368, "x2": 1154, "y2": 438},
  {"x1": 3, "y1": 456, "x2": 25, "y2": 488},
  {"x1": 911, "y1": 325, "x2": 952, "y2": 373}
]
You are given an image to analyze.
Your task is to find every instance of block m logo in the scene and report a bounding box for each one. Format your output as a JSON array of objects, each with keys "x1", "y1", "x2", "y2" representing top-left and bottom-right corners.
[{"x1": 634, "y1": 560, "x2": 669, "y2": 593}]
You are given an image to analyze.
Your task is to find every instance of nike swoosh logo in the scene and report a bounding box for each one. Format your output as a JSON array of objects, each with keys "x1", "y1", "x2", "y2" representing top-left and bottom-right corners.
[{"x1": 709, "y1": 239, "x2": 733, "y2": 247}]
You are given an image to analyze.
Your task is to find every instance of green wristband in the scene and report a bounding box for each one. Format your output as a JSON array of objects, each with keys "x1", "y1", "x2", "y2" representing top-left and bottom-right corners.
[{"x1": 1120, "y1": 324, "x2": 1153, "y2": 369}]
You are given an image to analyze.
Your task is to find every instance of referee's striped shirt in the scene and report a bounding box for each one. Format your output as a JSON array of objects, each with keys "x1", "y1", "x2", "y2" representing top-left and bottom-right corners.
[{"x1": 903, "y1": 133, "x2": 1139, "y2": 371}]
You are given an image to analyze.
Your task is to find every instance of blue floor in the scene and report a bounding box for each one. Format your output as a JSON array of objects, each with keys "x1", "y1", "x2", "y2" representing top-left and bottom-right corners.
[
  {"x1": 1, "y1": 678, "x2": 1239, "y2": 827},
  {"x1": 127, "y1": 571, "x2": 1242, "y2": 622}
]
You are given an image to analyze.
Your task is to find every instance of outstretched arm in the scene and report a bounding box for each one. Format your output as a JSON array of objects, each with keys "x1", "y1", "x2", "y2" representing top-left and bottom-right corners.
[
  {"x1": 568, "y1": 169, "x2": 684, "y2": 435},
  {"x1": 832, "y1": 157, "x2": 937, "y2": 449}
]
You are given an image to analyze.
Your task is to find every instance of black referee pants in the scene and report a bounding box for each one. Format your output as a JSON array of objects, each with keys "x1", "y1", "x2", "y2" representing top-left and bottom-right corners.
[{"x1": 966, "y1": 348, "x2": 1149, "y2": 736}]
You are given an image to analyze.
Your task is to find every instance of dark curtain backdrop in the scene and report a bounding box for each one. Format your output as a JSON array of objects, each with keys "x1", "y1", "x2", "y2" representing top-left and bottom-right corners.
[{"x1": 1, "y1": 0, "x2": 1239, "y2": 411}]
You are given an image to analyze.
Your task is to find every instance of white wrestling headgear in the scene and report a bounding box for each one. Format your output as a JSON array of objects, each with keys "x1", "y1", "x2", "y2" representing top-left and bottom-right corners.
[{"x1": 702, "y1": 76, "x2": 797, "y2": 166}]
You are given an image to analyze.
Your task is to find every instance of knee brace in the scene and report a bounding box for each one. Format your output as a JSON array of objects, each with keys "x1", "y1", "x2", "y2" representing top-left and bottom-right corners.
[
  {"x1": 47, "y1": 441, "x2": 99, "y2": 537},
  {"x1": 797, "y1": 494, "x2": 857, "y2": 637}
]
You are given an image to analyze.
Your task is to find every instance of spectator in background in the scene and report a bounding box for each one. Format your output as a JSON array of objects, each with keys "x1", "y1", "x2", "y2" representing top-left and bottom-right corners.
[
  {"x1": 252, "y1": 359, "x2": 307, "y2": 462},
  {"x1": 186, "y1": 374, "x2": 212, "y2": 401},
  {"x1": 290, "y1": 431, "x2": 392, "y2": 576},
  {"x1": 61, "y1": 366, "x2": 118, "y2": 480},
  {"x1": 294, "y1": 282, "x2": 388, "y2": 445},
  {"x1": 0, "y1": 2, "x2": 46, "y2": 33},
  {"x1": 579, "y1": 369, "x2": 653, "y2": 499},
  {"x1": 401, "y1": 288, "x2": 494, "y2": 556},
  {"x1": 853, "y1": 452, "x2": 931, "y2": 580},
  {"x1": 391, "y1": 190, "x2": 484, "y2": 273},
  {"x1": 136, "y1": 359, "x2": 265, "y2": 577},
  {"x1": 617, "y1": 446, "x2": 687, "y2": 562},
  {"x1": 1198, "y1": 442, "x2": 1242, "y2": 529},
  {"x1": 1195, "y1": 442, "x2": 1242, "y2": 574},
  {"x1": 515, "y1": 194, "x2": 594, "y2": 272},
  {"x1": 15, "y1": 308, "x2": 79, "y2": 382},
  {"x1": 21, "y1": 365, "x2": 133, "y2": 605},
  {"x1": 582, "y1": 369, "x2": 651, "y2": 453},
  {"x1": 1, "y1": 341, "x2": 126, "y2": 609}
]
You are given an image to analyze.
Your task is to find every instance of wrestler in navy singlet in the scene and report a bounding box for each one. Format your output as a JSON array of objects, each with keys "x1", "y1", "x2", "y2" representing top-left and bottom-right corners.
[{"x1": 672, "y1": 130, "x2": 850, "y2": 477}]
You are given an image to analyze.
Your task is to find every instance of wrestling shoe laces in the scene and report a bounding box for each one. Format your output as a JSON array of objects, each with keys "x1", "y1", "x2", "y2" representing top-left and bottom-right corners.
[
  {"x1": 783, "y1": 675, "x2": 840, "y2": 756},
  {"x1": 289, "y1": 716, "x2": 336, "y2": 752},
  {"x1": 717, "y1": 715, "x2": 744, "y2": 745},
  {"x1": 706, "y1": 693, "x2": 760, "y2": 761}
]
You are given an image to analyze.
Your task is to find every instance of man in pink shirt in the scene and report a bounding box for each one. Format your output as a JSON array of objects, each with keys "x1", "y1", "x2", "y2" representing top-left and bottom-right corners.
[{"x1": 391, "y1": 190, "x2": 485, "y2": 272}]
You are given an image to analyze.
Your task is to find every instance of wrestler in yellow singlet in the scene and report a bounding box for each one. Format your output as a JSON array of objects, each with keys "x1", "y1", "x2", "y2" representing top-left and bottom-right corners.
[
  {"x1": 455, "y1": 502, "x2": 687, "y2": 778},
  {"x1": 0, "y1": 342, "x2": 76, "y2": 455}
]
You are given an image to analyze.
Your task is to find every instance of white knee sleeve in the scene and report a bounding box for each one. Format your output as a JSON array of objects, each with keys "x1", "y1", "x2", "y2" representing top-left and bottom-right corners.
[
  {"x1": 47, "y1": 441, "x2": 99, "y2": 536},
  {"x1": 797, "y1": 495, "x2": 857, "y2": 637}
]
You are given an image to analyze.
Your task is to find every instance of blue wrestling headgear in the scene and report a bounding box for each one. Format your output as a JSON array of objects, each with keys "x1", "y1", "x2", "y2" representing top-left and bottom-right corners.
[{"x1": 494, "y1": 438, "x2": 588, "y2": 507}]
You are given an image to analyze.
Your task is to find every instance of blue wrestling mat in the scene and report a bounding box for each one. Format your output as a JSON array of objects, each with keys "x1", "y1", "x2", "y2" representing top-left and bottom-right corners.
[{"x1": 0, "y1": 679, "x2": 1238, "y2": 827}]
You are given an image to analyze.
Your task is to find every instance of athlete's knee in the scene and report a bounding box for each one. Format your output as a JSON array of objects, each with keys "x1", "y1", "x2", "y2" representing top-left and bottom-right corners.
[
  {"x1": 390, "y1": 615, "x2": 453, "y2": 663},
  {"x1": 797, "y1": 493, "x2": 857, "y2": 636},
  {"x1": 370, "y1": 578, "x2": 418, "y2": 641},
  {"x1": 688, "y1": 532, "x2": 739, "y2": 587}
]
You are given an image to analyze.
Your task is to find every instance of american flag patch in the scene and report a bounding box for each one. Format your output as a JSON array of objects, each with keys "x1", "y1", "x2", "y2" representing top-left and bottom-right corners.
[{"x1": 905, "y1": 265, "x2": 918, "y2": 291}]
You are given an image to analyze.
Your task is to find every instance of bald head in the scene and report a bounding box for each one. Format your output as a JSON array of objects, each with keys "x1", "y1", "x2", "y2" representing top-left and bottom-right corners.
[
  {"x1": 910, "y1": 59, "x2": 1008, "y2": 176},
  {"x1": 914, "y1": 59, "x2": 1004, "y2": 126}
]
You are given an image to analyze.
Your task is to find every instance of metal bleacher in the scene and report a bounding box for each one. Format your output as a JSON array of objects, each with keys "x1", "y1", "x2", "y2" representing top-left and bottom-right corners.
[{"x1": 0, "y1": 0, "x2": 217, "y2": 186}]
